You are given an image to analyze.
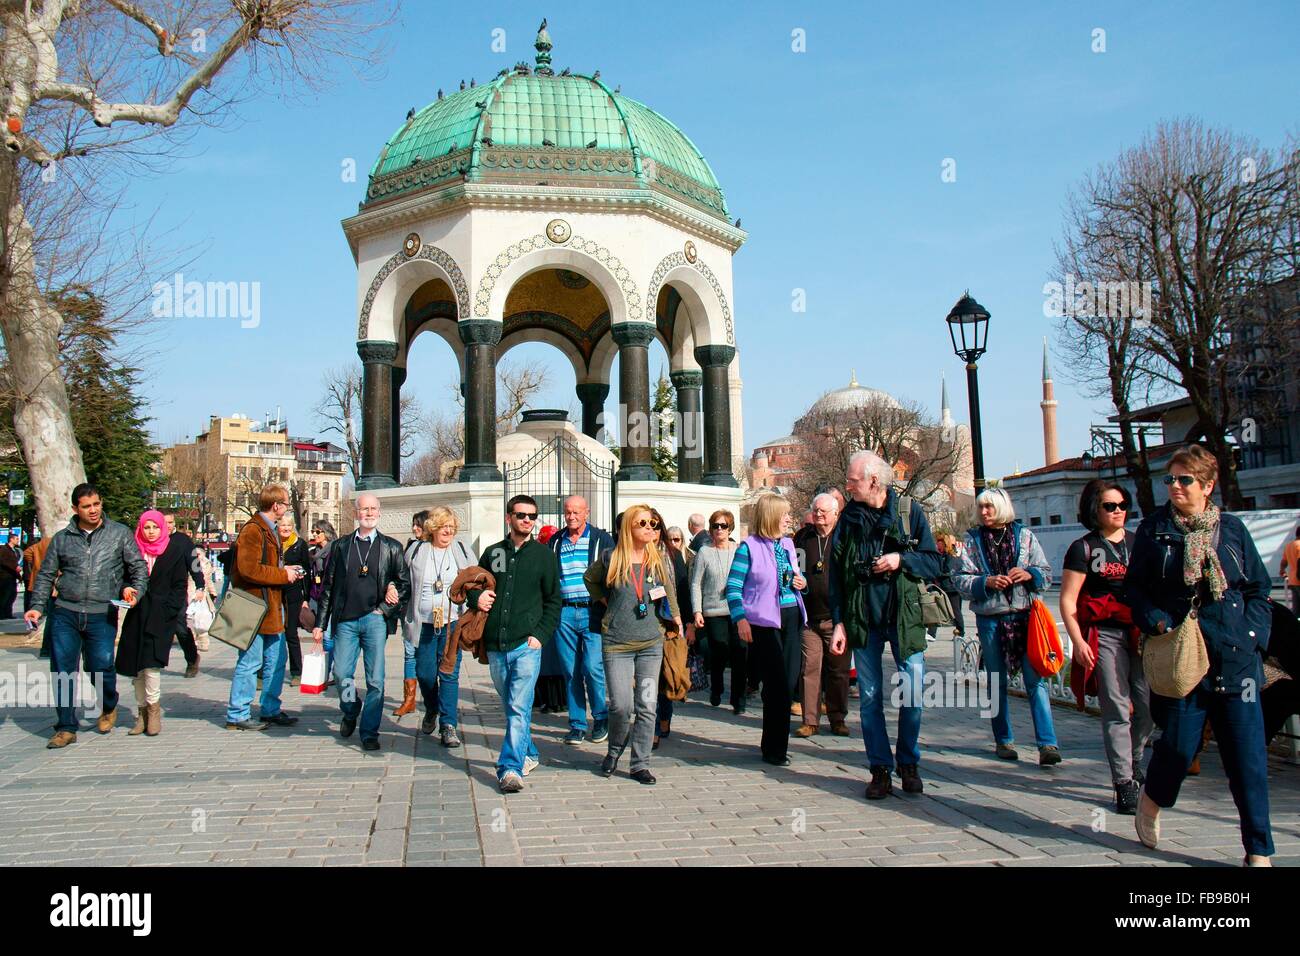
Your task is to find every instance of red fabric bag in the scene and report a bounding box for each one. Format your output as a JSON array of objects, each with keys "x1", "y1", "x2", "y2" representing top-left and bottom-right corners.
[{"x1": 1027, "y1": 598, "x2": 1065, "y2": 678}]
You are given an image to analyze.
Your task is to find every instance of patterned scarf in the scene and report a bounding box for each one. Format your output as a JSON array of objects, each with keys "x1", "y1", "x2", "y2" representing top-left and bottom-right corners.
[
  {"x1": 1172, "y1": 502, "x2": 1228, "y2": 602},
  {"x1": 980, "y1": 524, "x2": 1028, "y2": 674}
]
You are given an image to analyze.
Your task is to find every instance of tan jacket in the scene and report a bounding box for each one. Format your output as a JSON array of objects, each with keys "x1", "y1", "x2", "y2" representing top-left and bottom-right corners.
[{"x1": 232, "y1": 514, "x2": 292, "y2": 635}]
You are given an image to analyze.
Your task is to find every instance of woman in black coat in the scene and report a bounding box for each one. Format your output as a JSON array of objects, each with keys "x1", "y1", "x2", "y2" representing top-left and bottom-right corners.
[
  {"x1": 116, "y1": 511, "x2": 193, "y2": 737},
  {"x1": 278, "y1": 516, "x2": 312, "y2": 684}
]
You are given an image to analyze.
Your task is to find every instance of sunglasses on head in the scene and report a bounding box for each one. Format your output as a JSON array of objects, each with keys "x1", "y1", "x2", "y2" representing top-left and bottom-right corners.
[
  {"x1": 1099, "y1": 502, "x2": 1128, "y2": 513},
  {"x1": 634, "y1": 518, "x2": 661, "y2": 530},
  {"x1": 512, "y1": 511, "x2": 538, "y2": 521},
  {"x1": 1163, "y1": 475, "x2": 1197, "y2": 487}
]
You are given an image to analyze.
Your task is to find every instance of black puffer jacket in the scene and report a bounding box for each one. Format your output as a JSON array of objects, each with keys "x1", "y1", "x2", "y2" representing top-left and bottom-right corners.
[{"x1": 1123, "y1": 504, "x2": 1272, "y2": 698}]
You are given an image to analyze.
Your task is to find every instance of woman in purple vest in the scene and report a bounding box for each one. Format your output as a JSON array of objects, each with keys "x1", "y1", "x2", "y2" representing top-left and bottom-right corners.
[{"x1": 726, "y1": 494, "x2": 807, "y2": 766}]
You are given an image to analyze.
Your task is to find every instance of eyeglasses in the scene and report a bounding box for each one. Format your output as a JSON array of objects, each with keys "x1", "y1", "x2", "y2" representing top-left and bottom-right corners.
[
  {"x1": 634, "y1": 518, "x2": 661, "y2": 530},
  {"x1": 710, "y1": 522, "x2": 730, "y2": 530},
  {"x1": 669, "y1": 537, "x2": 683, "y2": 544},
  {"x1": 1099, "y1": 502, "x2": 1128, "y2": 513},
  {"x1": 1163, "y1": 475, "x2": 1197, "y2": 488},
  {"x1": 512, "y1": 512, "x2": 538, "y2": 521}
]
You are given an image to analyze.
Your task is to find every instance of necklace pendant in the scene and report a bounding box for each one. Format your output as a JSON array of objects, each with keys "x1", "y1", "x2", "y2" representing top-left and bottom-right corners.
[
  {"x1": 815, "y1": 560, "x2": 824, "y2": 571},
  {"x1": 432, "y1": 579, "x2": 444, "y2": 593},
  {"x1": 360, "y1": 565, "x2": 369, "y2": 576}
]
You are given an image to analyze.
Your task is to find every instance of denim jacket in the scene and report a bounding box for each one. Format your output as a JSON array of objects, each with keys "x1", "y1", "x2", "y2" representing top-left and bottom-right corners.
[{"x1": 952, "y1": 522, "x2": 1051, "y2": 617}]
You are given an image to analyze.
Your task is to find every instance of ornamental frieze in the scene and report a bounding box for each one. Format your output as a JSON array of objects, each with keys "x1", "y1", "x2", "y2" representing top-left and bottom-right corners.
[
  {"x1": 358, "y1": 242, "x2": 470, "y2": 340},
  {"x1": 646, "y1": 250, "x2": 735, "y2": 346},
  {"x1": 473, "y1": 231, "x2": 640, "y2": 321}
]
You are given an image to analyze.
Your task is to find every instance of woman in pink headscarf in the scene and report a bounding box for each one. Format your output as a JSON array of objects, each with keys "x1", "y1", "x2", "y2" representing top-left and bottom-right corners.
[{"x1": 115, "y1": 510, "x2": 191, "y2": 736}]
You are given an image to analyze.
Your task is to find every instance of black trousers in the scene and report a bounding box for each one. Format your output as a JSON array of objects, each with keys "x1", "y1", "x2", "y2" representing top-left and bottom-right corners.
[
  {"x1": 284, "y1": 599, "x2": 304, "y2": 676},
  {"x1": 751, "y1": 605, "x2": 803, "y2": 762},
  {"x1": 173, "y1": 610, "x2": 198, "y2": 665},
  {"x1": 703, "y1": 614, "x2": 745, "y2": 707},
  {"x1": 0, "y1": 577, "x2": 16, "y2": 619}
]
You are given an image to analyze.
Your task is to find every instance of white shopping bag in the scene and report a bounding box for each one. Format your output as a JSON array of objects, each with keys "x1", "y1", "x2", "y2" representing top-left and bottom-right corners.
[
  {"x1": 300, "y1": 652, "x2": 329, "y2": 695},
  {"x1": 186, "y1": 597, "x2": 214, "y2": 632}
]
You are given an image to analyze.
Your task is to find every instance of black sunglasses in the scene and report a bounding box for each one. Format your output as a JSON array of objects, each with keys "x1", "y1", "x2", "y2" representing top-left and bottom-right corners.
[
  {"x1": 512, "y1": 511, "x2": 538, "y2": 521},
  {"x1": 1163, "y1": 475, "x2": 1197, "y2": 487},
  {"x1": 1099, "y1": 502, "x2": 1128, "y2": 513},
  {"x1": 710, "y1": 522, "x2": 730, "y2": 530}
]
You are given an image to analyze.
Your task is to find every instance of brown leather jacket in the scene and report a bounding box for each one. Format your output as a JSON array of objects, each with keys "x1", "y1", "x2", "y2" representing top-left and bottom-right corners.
[
  {"x1": 449, "y1": 566, "x2": 495, "y2": 671},
  {"x1": 232, "y1": 513, "x2": 292, "y2": 635}
]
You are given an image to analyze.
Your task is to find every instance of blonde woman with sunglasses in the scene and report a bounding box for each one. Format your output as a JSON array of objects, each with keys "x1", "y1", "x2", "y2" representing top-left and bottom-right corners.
[{"x1": 584, "y1": 505, "x2": 683, "y2": 784}]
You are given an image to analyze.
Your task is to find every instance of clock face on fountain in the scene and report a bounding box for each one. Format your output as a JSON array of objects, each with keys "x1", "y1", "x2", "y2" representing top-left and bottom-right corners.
[
  {"x1": 546, "y1": 218, "x2": 571, "y2": 244},
  {"x1": 684, "y1": 240, "x2": 697, "y2": 263},
  {"x1": 403, "y1": 233, "x2": 421, "y2": 257}
]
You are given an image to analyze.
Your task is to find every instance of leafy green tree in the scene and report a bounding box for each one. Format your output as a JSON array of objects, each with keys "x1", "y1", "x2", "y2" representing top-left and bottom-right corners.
[{"x1": 651, "y1": 369, "x2": 678, "y2": 482}]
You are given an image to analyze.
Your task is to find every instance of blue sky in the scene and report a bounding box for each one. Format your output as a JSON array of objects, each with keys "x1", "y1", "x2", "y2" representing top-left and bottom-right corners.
[{"x1": 130, "y1": 1, "x2": 1300, "y2": 479}]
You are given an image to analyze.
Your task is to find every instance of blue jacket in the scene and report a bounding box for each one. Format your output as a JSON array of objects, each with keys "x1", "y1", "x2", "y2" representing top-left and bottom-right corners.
[
  {"x1": 1122, "y1": 504, "x2": 1272, "y2": 698},
  {"x1": 952, "y1": 521, "x2": 1052, "y2": 616},
  {"x1": 548, "y1": 523, "x2": 615, "y2": 633}
]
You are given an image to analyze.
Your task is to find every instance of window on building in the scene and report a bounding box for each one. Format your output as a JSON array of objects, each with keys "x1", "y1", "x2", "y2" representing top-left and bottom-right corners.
[
  {"x1": 1049, "y1": 515, "x2": 1062, "y2": 525},
  {"x1": 235, "y1": 466, "x2": 247, "y2": 479},
  {"x1": 311, "y1": 481, "x2": 318, "y2": 498},
  {"x1": 323, "y1": 483, "x2": 329, "y2": 500},
  {"x1": 1030, "y1": 516, "x2": 1042, "y2": 527}
]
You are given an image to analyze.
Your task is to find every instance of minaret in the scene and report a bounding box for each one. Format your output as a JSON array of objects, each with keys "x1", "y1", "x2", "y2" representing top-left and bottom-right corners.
[
  {"x1": 1040, "y1": 337, "x2": 1060, "y2": 465},
  {"x1": 940, "y1": 373, "x2": 954, "y2": 432}
]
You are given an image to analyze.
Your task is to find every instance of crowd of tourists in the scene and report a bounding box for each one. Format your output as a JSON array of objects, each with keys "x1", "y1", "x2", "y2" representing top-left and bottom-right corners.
[{"x1": 24, "y1": 442, "x2": 1297, "y2": 866}]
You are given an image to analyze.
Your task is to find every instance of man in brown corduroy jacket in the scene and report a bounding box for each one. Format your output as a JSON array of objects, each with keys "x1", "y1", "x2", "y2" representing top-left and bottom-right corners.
[{"x1": 224, "y1": 484, "x2": 304, "y2": 731}]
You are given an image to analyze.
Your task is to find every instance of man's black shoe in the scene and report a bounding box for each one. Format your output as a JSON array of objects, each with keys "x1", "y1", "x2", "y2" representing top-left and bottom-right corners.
[
  {"x1": 261, "y1": 712, "x2": 299, "y2": 727},
  {"x1": 631, "y1": 769, "x2": 656, "y2": 785},
  {"x1": 1115, "y1": 779, "x2": 1140, "y2": 815},
  {"x1": 340, "y1": 715, "x2": 357, "y2": 738},
  {"x1": 763, "y1": 754, "x2": 792, "y2": 767},
  {"x1": 599, "y1": 755, "x2": 617, "y2": 777},
  {"x1": 898, "y1": 763, "x2": 924, "y2": 794},
  {"x1": 865, "y1": 765, "x2": 893, "y2": 800},
  {"x1": 362, "y1": 738, "x2": 381, "y2": 751},
  {"x1": 420, "y1": 711, "x2": 437, "y2": 735}
]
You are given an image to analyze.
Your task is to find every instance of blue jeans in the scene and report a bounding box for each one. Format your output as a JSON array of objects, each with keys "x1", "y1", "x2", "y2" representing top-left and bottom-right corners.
[
  {"x1": 226, "y1": 631, "x2": 287, "y2": 723},
  {"x1": 976, "y1": 613, "x2": 1057, "y2": 748},
  {"x1": 402, "y1": 632, "x2": 417, "y2": 680},
  {"x1": 48, "y1": 607, "x2": 119, "y2": 732},
  {"x1": 415, "y1": 621, "x2": 461, "y2": 727},
  {"x1": 553, "y1": 604, "x2": 607, "y2": 731},
  {"x1": 332, "y1": 613, "x2": 388, "y2": 742},
  {"x1": 1146, "y1": 687, "x2": 1273, "y2": 857},
  {"x1": 854, "y1": 628, "x2": 924, "y2": 769},
  {"x1": 488, "y1": 643, "x2": 542, "y2": 779}
]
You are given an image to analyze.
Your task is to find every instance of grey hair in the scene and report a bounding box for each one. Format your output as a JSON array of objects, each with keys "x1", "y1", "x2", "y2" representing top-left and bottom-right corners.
[
  {"x1": 313, "y1": 519, "x2": 337, "y2": 542},
  {"x1": 975, "y1": 487, "x2": 1016, "y2": 526},
  {"x1": 688, "y1": 513, "x2": 706, "y2": 531},
  {"x1": 811, "y1": 492, "x2": 840, "y2": 513},
  {"x1": 848, "y1": 450, "x2": 895, "y2": 489}
]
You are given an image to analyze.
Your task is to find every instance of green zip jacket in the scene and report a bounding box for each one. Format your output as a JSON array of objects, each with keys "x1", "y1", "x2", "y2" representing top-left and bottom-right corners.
[{"x1": 467, "y1": 536, "x2": 561, "y2": 653}]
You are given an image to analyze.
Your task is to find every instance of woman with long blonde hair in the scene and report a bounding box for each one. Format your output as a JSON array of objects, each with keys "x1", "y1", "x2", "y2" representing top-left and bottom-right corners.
[{"x1": 584, "y1": 504, "x2": 683, "y2": 784}]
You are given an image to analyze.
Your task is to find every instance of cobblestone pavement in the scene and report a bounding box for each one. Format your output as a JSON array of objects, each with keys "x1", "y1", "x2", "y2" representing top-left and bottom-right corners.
[{"x1": 0, "y1": 613, "x2": 1295, "y2": 867}]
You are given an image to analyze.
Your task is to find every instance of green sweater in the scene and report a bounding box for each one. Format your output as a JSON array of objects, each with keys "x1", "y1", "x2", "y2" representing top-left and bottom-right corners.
[{"x1": 468, "y1": 536, "x2": 561, "y2": 653}]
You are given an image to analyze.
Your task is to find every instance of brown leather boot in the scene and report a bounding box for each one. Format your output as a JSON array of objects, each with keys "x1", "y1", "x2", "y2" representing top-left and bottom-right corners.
[
  {"x1": 96, "y1": 708, "x2": 118, "y2": 734},
  {"x1": 394, "y1": 678, "x2": 417, "y2": 717},
  {"x1": 794, "y1": 723, "x2": 818, "y2": 738},
  {"x1": 128, "y1": 709, "x2": 147, "y2": 736},
  {"x1": 145, "y1": 702, "x2": 161, "y2": 736}
]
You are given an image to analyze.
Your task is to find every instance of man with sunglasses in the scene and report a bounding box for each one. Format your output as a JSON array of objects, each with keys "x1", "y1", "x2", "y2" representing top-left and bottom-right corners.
[
  {"x1": 467, "y1": 494, "x2": 561, "y2": 792},
  {"x1": 547, "y1": 495, "x2": 614, "y2": 745}
]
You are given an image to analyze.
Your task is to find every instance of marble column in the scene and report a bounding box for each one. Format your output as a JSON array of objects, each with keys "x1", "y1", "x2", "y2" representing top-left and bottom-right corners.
[
  {"x1": 612, "y1": 322, "x2": 657, "y2": 482},
  {"x1": 458, "y1": 320, "x2": 504, "y2": 482},
  {"x1": 357, "y1": 340, "x2": 398, "y2": 490},
  {"x1": 576, "y1": 382, "x2": 610, "y2": 440},
  {"x1": 670, "y1": 369, "x2": 703, "y2": 484},
  {"x1": 390, "y1": 365, "x2": 406, "y2": 483},
  {"x1": 694, "y1": 344, "x2": 737, "y2": 487}
]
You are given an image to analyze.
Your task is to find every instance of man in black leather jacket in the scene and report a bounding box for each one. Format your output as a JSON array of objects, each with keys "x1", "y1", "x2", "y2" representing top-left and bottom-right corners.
[{"x1": 312, "y1": 493, "x2": 410, "y2": 750}]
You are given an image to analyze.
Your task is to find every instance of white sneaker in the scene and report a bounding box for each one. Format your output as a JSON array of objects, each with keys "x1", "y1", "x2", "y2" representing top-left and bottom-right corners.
[
  {"x1": 499, "y1": 772, "x2": 523, "y2": 793},
  {"x1": 522, "y1": 755, "x2": 540, "y2": 776}
]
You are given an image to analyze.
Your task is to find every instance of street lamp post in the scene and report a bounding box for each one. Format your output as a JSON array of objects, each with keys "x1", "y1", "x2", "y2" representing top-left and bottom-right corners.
[{"x1": 946, "y1": 292, "x2": 991, "y2": 490}]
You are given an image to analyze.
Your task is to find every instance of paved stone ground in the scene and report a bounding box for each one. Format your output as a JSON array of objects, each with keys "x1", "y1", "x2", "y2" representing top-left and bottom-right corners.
[{"x1": 0, "y1": 609, "x2": 1296, "y2": 867}]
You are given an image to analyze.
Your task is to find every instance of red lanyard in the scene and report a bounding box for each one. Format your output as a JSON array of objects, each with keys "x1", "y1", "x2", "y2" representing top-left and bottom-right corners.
[{"x1": 631, "y1": 561, "x2": 646, "y2": 603}]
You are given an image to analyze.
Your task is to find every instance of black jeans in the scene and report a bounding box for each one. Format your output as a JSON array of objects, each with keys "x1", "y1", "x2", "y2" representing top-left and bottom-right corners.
[
  {"x1": 283, "y1": 599, "x2": 304, "y2": 676},
  {"x1": 173, "y1": 610, "x2": 198, "y2": 665},
  {"x1": 703, "y1": 614, "x2": 744, "y2": 707},
  {"x1": 0, "y1": 576, "x2": 16, "y2": 619},
  {"x1": 750, "y1": 605, "x2": 803, "y2": 762}
]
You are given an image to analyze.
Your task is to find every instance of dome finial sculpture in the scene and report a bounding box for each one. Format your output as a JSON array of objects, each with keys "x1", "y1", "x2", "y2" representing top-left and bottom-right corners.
[{"x1": 535, "y1": 18, "x2": 554, "y2": 75}]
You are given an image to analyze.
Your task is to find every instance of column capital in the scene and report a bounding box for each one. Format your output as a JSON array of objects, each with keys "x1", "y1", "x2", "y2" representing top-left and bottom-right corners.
[
  {"x1": 611, "y1": 321, "x2": 657, "y2": 348},
  {"x1": 457, "y1": 319, "x2": 502, "y2": 347},
  {"x1": 357, "y1": 340, "x2": 399, "y2": 364},
  {"x1": 669, "y1": 369, "x2": 703, "y2": 390},
  {"x1": 694, "y1": 344, "x2": 736, "y2": 368}
]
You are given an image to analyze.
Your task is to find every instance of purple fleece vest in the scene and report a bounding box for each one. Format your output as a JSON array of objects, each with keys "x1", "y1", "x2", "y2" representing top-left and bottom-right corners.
[{"x1": 741, "y1": 535, "x2": 807, "y2": 628}]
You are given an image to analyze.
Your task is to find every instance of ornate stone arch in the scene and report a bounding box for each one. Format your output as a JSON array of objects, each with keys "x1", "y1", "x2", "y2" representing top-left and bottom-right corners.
[
  {"x1": 646, "y1": 250, "x2": 734, "y2": 347},
  {"x1": 358, "y1": 242, "x2": 470, "y2": 340}
]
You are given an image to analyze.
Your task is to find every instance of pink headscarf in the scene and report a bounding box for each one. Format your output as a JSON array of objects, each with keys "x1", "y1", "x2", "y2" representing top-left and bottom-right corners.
[{"x1": 135, "y1": 509, "x2": 171, "y2": 559}]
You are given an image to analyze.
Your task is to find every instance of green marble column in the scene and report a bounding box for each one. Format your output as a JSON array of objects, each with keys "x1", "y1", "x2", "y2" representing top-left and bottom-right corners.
[
  {"x1": 576, "y1": 382, "x2": 610, "y2": 440},
  {"x1": 612, "y1": 322, "x2": 657, "y2": 482},
  {"x1": 458, "y1": 320, "x2": 504, "y2": 482},
  {"x1": 670, "y1": 369, "x2": 703, "y2": 484},
  {"x1": 694, "y1": 344, "x2": 737, "y2": 487},
  {"x1": 357, "y1": 340, "x2": 398, "y2": 490}
]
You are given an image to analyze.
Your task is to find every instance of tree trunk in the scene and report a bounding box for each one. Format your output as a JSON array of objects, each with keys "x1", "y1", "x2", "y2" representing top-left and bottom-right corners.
[
  {"x1": 1116, "y1": 418, "x2": 1156, "y2": 515},
  {"x1": 0, "y1": 161, "x2": 86, "y2": 536}
]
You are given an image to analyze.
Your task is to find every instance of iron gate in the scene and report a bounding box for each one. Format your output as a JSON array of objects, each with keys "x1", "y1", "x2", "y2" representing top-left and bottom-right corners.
[{"x1": 503, "y1": 435, "x2": 617, "y2": 534}]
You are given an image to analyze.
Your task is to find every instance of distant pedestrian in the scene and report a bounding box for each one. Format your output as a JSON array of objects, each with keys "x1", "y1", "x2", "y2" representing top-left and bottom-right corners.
[
  {"x1": 793, "y1": 493, "x2": 850, "y2": 737},
  {"x1": 687, "y1": 513, "x2": 708, "y2": 557},
  {"x1": 653, "y1": 510, "x2": 693, "y2": 747},
  {"x1": 690, "y1": 509, "x2": 742, "y2": 710},
  {"x1": 0, "y1": 537, "x2": 19, "y2": 619},
  {"x1": 278, "y1": 515, "x2": 311, "y2": 687},
  {"x1": 26, "y1": 483, "x2": 148, "y2": 749},
  {"x1": 1280, "y1": 526, "x2": 1300, "y2": 617},
  {"x1": 161, "y1": 511, "x2": 202, "y2": 678}
]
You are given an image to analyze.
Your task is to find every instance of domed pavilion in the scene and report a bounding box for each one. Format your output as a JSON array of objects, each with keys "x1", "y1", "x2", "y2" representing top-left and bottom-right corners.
[{"x1": 341, "y1": 21, "x2": 746, "y2": 543}]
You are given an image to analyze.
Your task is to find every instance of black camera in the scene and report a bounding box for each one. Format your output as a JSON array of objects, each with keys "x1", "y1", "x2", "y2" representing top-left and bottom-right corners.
[
  {"x1": 634, "y1": 602, "x2": 648, "y2": 620},
  {"x1": 780, "y1": 568, "x2": 794, "y2": 589},
  {"x1": 854, "y1": 560, "x2": 875, "y2": 583}
]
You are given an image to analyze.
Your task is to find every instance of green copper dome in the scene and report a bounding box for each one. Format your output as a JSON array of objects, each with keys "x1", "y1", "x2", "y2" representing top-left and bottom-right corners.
[{"x1": 365, "y1": 23, "x2": 728, "y2": 219}]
